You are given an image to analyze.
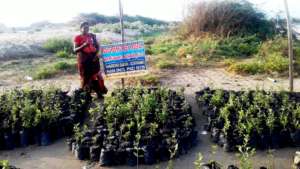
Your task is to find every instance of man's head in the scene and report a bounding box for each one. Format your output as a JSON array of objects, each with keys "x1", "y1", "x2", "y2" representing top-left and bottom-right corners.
[{"x1": 80, "y1": 22, "x2": 89, "y2": 34}]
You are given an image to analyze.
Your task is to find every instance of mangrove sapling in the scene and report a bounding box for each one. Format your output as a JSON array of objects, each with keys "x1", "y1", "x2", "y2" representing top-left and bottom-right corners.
[
  {"x1": 133, "y1": 105, "x2": 146, "y2": 167},
  {"x1": 90, "y1": 135, "x2": 101, "y2": 162},
  {"x1": 219, "y1": 105, "x2": 231, "y2": 135},
  {"x1": 166, "y1": 131, "x2": 178, "y2": 169},
  {"x1": 19, "y1": 99, "x2": 37, "y2": 147},
  {"x1": 88, "y1": 102, "x2": 101, "y2": 125},
  {"x1": 73, "y1": 124, "x2": 84, "y2": 144},
  {"x1": 194, "y1": 153, "x2": 204, "y2": 169},
  {"x1": 279, "y1": 110, "x2": 292, "y2": 147},
  {"x1": 210, "y1": 89, "x2": 225, "y2": 108},
  {"x1": 198, "y1": 92, "x2": 212, "y2": 113},
  {"x1": 266, "y1": 109, "x2": 281, "y2": 148},
  {"x1": 0, "y1": 160, "x2": 9, "y2": 169},
  {"x1": 73, "y1": 124, "x2": 90, "y2": 160},
  {"x1": 291, "y1": 106, "x2": 300, "y2": 146},
  {"x1": 149, "y1": 122, "x2": 158, "y2": 137},
  {"x1": 237, "y1": 136, "x2": 255, "y2": 169},
  {"x1": 71, "y1": 87, "x2": 195, "y2": 166}
]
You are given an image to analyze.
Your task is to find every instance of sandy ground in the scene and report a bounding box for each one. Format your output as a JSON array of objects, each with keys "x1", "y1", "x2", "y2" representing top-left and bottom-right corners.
[
  {"x1": 0, "y1": 67, "x2": 299, "y2": 169},
  {"x1": 0, "y1": 28, "x2": 127, "y2": 60}
]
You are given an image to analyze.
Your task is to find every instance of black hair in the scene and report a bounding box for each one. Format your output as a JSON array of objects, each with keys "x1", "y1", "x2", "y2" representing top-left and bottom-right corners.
[{"x1": 80, "y1": 22, "x2": 89, "y2": 28}]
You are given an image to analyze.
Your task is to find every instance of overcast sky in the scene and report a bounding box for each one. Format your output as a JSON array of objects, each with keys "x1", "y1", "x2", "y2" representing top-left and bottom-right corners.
[{"x1": 0, "y1": 0, "x2": 299, "y2": 27}]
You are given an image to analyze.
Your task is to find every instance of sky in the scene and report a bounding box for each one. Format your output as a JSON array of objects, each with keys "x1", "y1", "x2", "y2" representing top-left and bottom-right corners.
[{"x1": 0, "y1": 0, "x2": 299, "y2": 27}]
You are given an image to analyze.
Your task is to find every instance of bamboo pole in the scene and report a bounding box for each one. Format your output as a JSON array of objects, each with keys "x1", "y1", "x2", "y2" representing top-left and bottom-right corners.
[
  {"x1": 284, "y1": 0, "x2": 294, "y2": 92},
  {"x1": 119, "y1": 0, "x2": 125, "y2": 88}
]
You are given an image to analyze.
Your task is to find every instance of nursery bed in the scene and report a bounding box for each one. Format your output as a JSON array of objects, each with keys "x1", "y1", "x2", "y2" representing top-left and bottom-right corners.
[{"x1": 196, "y1": 88, "x2": 300, "y2": 152}]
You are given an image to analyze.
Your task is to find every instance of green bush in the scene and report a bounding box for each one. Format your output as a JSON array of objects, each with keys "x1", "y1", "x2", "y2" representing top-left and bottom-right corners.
[
  {"x1": 43, "y1": 38, "x2": 73, "y2": 53},
  {"x1": 155, "y1": 59, "x2": 176, "y2": 69},
  {"x1": 149, "y1": 35, "x2": 262, "y2": 59},
  {"x1": 53, "y1": 61, "x2": 75, "y2": 71},
  {"x1": 225, "y1": 36, "x2": 300, "y2": 75},
  {"x1": 91, "y1": 26, "x2": 102, "y2": 33},
  {"x1": 215, "y1": 35, "x2": 261, "y2": 57},
  {"x1": 33, "y1": 61, "x2": 76, "y2": 80},
  {"x1": 229, "y1": 53, "x2": 289, "y2": 74},
  {"x1": 258, "y1": 37, "x2": 287, "y2": 57},
  {"x1": 229, "y1": 61, "x2": 265, "y2": 74},
  {"x1": 149, "y1": 37, "x2": 183, "y2": 56},
  {"x1": 33, "y1": 67, "x2": 58, "y2": 80},
  {"x1": 264, "y1": 52, "x2": 289, "y2": 72},
  {"x1": 181, "y1": 0, "x2": 275, "y2": 39},
  {"x1": 55, "y1": 50, "x2": 71, "y2": 58}
]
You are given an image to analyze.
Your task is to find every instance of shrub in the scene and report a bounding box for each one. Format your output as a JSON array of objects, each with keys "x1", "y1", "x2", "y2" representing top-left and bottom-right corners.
[
  {"x1": 53, "y1": 61, "x2": 75, "y2": 71},
  {"x1": 149, "y1": 34, "x2": 261, "y2": 59},
  {"x1": 55, "y1": 50, "x2": 71, "y2": 58},
  {"x1": 149, "y1": 38, "x2": 183, "y2": 56},
  {"x1": 181, "y1": 0, "x2": 275, "y2": 39},
  {"x1": 215, "y1": 35, "x2": 261, "y2": 57},
  {"x1": 33, "y1": 67, "x2": 58, "y2": 80},
  {"x1": 258, "y1": 37, "x2": 288, "y2": 58},
  {"x1": 227, "y1": 36, "x2": 300, "y2": 75},
  {"x1": 228, "y1": 60, "x2": 265, "y2": 75},
  {"x1": 126, "y1": 74, "x2": 160, "y2": 86},
  {"x1": 228, "y1": 53, "x2": 289, "y2": 75},
  {"x1": 263, "y1": 52, "x2": 289, "y2": 73},
  {"x1": 33, "y1": 61, "x2": 76, "y2": 80},
  {"x1": 156, "y1": 59, "x2": 176, "y2": 69},
  {"x1": 43, "y1": 38, "x2": 73, "y2": 53}
]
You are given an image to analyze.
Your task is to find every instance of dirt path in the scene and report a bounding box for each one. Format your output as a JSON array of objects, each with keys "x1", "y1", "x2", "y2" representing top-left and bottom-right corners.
[{"x1": 0, "y1": 67, "x2": 299, "y2": 169}]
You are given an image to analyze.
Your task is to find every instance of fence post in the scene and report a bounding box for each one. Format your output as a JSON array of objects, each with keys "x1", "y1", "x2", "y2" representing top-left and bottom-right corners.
[
  {"x1": 119, "y1": 0, "x2": 125, "y2": 88},
  {"x1": 284, "y1": 0, "x2": 294, "y2": 92}
]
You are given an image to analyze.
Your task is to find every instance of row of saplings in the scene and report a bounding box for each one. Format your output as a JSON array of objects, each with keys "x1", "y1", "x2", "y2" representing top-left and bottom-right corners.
[
  {"x1": 67, "y1": 87, "x2": 198, "y2": 166},
  {"x1": 0, "y1": 88, "x2": 91, "y2": 150},
  {"x1": 196, "y1": 88, "x2": 300, "y2": 151},
  {"x1": 0, "y1": 160, "x2": 19, "y2": 169}
]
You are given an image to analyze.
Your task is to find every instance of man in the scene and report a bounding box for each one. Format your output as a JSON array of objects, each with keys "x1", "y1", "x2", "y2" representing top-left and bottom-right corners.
[{"x1": 73, "y1": 22, "x2": 107, "y2": 98}]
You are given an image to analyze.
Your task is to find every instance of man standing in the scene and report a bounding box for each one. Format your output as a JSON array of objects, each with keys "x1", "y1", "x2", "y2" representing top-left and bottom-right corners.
[{"x1": 73, "y1": 22, "x2": 107, "y2": 98}]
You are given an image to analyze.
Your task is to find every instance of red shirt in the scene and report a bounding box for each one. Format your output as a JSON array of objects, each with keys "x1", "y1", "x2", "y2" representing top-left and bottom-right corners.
[{"x1": 74, "y1": 34, "x2": 97, "y2": 54}]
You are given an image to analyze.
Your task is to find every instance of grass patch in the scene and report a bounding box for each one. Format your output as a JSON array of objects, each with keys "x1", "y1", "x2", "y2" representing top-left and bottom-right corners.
[
  {"x1": 148, "y1": 34, "x2": 260, "y2": 59},
  {"x1": 33, "y1": 59, "x2": 76, "y2": 80},
  {"x1": 138, "y1": 74, "x2": 160, "y2": 85},
  {"x1": 228, "y1": 60, "x2": 265, "y2": 75},
  {"x1": 155, "y1": 59, "x2": 176, "y2": 69},
  {"x1": 43, "y1": 38, "x2": 73, "y2": 53},
  {"x1": 53, "y1": 61, "x2": 75, "y2": 70},
  {"x1": 228, "y1": 53, "x2": 289, "y2": 75},
  {"x1": 215, "y1": 35, "x2": 261, "y2": 57},
  {"x1": 34, "y1": 67, "x2": 58, "y2": 80},
  {"x1": 126, "y1": 74, "x2": 160, "y2": 86},
  {"x1": 55, "y1": 50, "x2": 72, "y2": 58},
  {"x1": 227, "y1": 37, "x2": 300, "y2": 75},
  {"x1": 148, "y1": 34, "x2": 299, "y2": 75}
]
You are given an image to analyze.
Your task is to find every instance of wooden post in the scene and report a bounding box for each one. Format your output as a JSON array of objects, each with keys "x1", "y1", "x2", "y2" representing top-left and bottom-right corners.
[
  {"x1": 119, "y1": 0, "x2": 125, "y2": 88},
  {"x1": 284, "y1": 0, "x2": 294, "y2": 92}
]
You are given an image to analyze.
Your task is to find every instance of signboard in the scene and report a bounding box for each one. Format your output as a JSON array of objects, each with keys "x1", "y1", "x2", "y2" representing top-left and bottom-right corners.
[{"x1": 101, "y1": 41, "x2": 148, "y2": 78}]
